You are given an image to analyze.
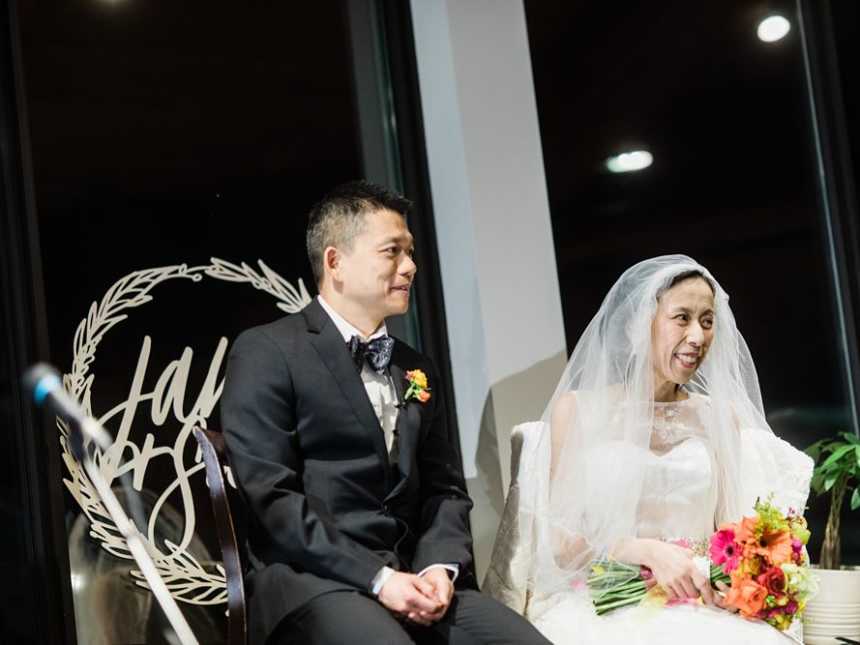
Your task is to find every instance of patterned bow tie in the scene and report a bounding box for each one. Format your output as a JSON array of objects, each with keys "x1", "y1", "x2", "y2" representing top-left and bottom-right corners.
[{"x1": 347, "y1": 335, "x2": 394, "y2": 374}]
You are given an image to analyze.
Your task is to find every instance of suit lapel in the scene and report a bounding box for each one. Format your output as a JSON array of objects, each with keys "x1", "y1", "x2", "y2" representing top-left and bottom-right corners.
[
  {"x1": 389, "y1": 362, "x2": 407, "y2": 406},
  {"x1": 386, "y1": 345, "x2": 423, "y2": 500},
  {"x1": 303, "y1": 300, "x2": 389, "y2": 467}
]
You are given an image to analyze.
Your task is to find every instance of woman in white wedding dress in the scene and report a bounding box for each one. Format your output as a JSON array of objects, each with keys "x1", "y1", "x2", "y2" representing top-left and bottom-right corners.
[{"x1": 484, "y1": 255, "x2": 814, "y2": 644}]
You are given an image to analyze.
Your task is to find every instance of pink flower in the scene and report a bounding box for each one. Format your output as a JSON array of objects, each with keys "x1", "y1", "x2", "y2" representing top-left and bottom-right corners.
[
  {"x1": 791, "y1": 538, "x2": 803, "y2": 563},
  {"x1": 639, "y1": 566, "x2": 653, "y2": 580},
  {"x1": 710, "y1": 528, "x2": 741, "y2": 572},
  {"x1": 767, "y1": 607, "x2": 784, "y2": 619},
  {"x1": 784, "y1": 601, "x2": 798, "y2": 615}
]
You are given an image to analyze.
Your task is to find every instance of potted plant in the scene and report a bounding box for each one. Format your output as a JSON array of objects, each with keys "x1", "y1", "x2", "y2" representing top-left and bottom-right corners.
[{"x1": 803, "y1": 431, "x2": 860, "y2": 644}]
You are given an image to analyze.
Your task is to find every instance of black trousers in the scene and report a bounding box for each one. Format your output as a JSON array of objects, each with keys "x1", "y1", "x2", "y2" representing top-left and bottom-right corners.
[{"x1": 269, "y1": 588, "x2": 551, "y2": 645}]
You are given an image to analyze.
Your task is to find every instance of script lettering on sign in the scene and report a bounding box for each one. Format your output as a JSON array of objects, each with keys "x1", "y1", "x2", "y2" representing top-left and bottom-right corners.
[{"x1": 60, "y1": 259, "x2": 311, "y2": 605}]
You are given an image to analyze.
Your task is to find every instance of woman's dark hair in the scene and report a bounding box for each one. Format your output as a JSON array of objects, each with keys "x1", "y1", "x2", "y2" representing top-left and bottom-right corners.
[{"x1": 660, "y1": 269, "x2": 716, "y2": 297}]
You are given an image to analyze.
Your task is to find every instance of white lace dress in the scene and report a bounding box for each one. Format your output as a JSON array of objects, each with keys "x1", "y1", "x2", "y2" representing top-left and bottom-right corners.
[{"x1": 526, "y1": 394, "x2": 813, "y2": 645}]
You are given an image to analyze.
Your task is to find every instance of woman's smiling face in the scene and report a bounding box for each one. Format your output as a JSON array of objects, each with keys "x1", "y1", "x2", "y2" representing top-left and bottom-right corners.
[{"x1": 651, "y1": 276, "x2": 715, "y2": 387}]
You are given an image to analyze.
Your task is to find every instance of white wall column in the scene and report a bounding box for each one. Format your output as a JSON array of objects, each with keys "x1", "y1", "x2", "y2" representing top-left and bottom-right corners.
[{"x1": 410, "y1": 0, "x2": 567, "y2": 579}]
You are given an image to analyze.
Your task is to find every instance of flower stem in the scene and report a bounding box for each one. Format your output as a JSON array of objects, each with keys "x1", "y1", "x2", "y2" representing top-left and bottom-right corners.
[{"x1": 594, "y1": 593, "x2": 647, "y2": 614}]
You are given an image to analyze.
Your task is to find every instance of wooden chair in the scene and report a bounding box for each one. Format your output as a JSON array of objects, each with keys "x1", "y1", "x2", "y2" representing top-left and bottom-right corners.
[{"x1": 193, "y1": 427, "x2": 247, "y2": 645}]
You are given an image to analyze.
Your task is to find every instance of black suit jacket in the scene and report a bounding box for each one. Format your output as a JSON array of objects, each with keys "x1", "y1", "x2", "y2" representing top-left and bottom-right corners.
[{"x1": 220, "y1": 299, "x2": 476, "y2": 644}]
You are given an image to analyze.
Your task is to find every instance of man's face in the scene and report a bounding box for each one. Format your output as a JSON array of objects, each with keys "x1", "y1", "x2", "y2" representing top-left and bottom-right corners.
[{"x1": 334, "y1": 208, "x2": 417, "y2": 321}]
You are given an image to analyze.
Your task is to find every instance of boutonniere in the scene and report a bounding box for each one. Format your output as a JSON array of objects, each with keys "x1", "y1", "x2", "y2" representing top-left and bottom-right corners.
[{"x1": 403, "y1": 369, "x2": 431, "y2": 404}]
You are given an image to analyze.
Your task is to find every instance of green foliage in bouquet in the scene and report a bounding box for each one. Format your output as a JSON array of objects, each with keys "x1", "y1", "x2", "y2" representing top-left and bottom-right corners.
[{"x1": 806, "y1": 431, "x2": 860, "y2": 569}]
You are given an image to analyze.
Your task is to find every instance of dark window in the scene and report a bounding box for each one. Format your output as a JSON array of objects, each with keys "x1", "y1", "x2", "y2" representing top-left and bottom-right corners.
[{"x1": 18, "y1": 3, "x2": 368, "y2": 642}]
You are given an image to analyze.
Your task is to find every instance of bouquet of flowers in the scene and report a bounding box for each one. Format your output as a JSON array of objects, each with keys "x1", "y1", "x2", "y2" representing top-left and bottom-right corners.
[{"x1": 588, "y1": 498, "x2": 817, "y2": 632}]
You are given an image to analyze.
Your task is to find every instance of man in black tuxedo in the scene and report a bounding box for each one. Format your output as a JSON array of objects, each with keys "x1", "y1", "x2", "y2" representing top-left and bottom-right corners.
[{"x1": 221, "y1": 182, "x2": 549, "y2": 644}]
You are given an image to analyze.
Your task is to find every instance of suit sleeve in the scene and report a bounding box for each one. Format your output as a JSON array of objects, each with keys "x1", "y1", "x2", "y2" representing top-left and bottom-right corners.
[
  {"x1": 221, "y1": 327, "x2": 388, "y2": 590},
  {"x1": 411, "y1": 361, "x2": 475, "y2": 579}
]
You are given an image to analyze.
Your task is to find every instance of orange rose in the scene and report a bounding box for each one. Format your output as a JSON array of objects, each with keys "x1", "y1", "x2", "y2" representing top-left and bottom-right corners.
[
  {"x1": 730, "y1": 566, "x2": 748, "y2": 586},
  {"x1": 417, "y1": 390, "x2": 431, "y2": 403},
  {"x1": 725, "y1": 576, "x2": 768, "y2": 617}
]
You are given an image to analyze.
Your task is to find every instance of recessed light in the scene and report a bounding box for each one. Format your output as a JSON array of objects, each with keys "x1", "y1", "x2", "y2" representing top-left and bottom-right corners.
[
  {"x1": 757, "y1": 15, "x2": 791, "y2": 43},
  {"x1": 605, "y1": 150, "x2": 653, "y2": 173}
]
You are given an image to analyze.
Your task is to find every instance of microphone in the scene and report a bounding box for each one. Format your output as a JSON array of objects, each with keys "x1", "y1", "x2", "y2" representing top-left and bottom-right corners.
[
  {"x1": 24, "y1": 362, "x2": 145, "y2": 526},
  {"x1": 22, "y1": 363, "x2": 199, "y2": 644},
  {"x1": 23, "y1": 363, "x2": 113, "y2": 452}
]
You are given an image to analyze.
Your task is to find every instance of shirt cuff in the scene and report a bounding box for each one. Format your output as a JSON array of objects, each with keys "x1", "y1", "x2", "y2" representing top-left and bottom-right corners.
[
  {"x1": 417, "y1": 563, "x2": 459, "y2": 583},
  {"x1": 371, "y1": 566, "x2": 396, "y2": 596}
]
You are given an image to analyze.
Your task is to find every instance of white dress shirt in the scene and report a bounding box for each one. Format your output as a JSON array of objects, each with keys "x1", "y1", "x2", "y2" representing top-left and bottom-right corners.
[
  {"x1": 316, "y1": 296, "x2": 458, "y2": 595},
  {"x1": 317, "y1": 296, "x2": 399, "y2": 458}
]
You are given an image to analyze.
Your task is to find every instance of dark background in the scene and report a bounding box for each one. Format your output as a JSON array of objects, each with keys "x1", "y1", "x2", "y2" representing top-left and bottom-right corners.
[
  {"x1": 11, "y1": 2, "x2": 364, "y2": 643},
  {"x1": 21, "y1": 0, "x2": 362, "y2": 349}
]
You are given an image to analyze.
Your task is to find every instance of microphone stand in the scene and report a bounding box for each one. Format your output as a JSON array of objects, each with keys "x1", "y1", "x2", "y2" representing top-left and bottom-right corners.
[{"x1": 68, "y1": 419, "x2": 200, "y2": 645}]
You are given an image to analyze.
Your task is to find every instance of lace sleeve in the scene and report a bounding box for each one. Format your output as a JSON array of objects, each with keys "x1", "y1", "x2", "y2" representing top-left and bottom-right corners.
[{"x1": 738, "y1": 429, "x2": 814, "y2": 516}]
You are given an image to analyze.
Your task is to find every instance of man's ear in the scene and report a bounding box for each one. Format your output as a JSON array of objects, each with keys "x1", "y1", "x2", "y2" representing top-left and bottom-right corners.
[{"x1": 324, "y1": 246, "x2": 341, "y2": 281}]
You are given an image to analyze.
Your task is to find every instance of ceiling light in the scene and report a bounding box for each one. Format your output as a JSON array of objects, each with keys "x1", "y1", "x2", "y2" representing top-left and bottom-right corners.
[
  {"x1": 605, "y1": 150, "x2": 653, "y2": 173},
  {"x1": 757, "y1": 15, "x2": 791, "y2": 43}
]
